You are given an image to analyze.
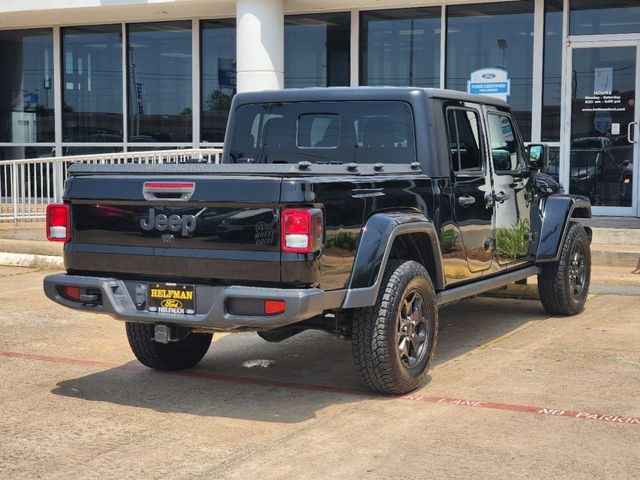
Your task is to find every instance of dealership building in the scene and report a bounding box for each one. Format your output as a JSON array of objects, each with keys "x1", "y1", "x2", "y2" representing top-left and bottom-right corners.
[{"x1": 1, "y1": 0, "x2": 639, "y2": 216}]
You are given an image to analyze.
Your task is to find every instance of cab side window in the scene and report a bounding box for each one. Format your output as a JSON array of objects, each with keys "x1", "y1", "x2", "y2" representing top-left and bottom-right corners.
[
  {"x1": 446, "y1": 108, "x2": 483, "y2": 173},
  {"x1": 487, "y1": 113, "x2": 523, "y2": 172}
]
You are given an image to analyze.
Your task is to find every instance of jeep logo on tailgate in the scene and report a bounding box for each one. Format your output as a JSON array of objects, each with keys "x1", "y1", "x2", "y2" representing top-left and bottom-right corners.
[{"x1": 140, "y1": 208, "x2": 196, "y2": 237}]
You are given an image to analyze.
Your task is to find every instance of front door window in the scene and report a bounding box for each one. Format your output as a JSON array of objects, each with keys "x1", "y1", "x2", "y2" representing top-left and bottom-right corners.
[{"x1": 488, "y1": 112, "x2": 531, "y2": 265}]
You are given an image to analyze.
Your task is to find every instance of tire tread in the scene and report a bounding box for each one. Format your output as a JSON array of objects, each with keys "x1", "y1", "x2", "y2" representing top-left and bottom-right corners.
[
  {"x1": 351, "y1": 260, "x2": 437, "y2": 394},
  {"x1": 538, "y1": 222, "x2": 591, "y2": 316},
  {"x1": 125, "y1": 323, "x2": 212, "y2": 371}
]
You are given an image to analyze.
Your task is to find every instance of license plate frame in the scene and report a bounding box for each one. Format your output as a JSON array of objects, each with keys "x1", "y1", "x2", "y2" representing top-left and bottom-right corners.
[{"x1": 148, "y1": 283, "x2": 196, "y2": 315}]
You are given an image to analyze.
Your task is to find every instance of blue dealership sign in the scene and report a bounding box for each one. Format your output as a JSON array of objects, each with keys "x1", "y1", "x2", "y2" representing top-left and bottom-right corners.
[
  {"x1": 467, "y1": 68, "x2": 511, "y2": 102},
  {"x1": 469, "y1": 81, "x2": 510, "y2": 95}
]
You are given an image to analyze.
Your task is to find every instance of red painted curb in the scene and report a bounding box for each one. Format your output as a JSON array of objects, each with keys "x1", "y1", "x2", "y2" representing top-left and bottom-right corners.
[
  {"x1": 402, "y1": 394, "x2": 640, "y2": 425},
  {"x1": 2, "y1": 350, "x2": 639, "y2": 426}
]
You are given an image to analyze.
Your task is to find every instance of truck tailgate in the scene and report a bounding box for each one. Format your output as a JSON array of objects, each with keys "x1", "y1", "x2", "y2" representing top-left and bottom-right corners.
[{"x1": 65, "y1": 175, "x2": 282, "y2": 284}]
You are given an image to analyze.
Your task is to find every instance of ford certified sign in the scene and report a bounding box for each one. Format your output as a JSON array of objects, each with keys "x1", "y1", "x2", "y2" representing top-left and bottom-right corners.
[{"x1": 468, "y1": 68, "x2": 511, "y2": 102}]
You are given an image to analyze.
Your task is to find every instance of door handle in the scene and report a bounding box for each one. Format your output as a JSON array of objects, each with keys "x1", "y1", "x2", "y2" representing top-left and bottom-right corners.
[
  {"x1": 457, "y1": 195, "x2": 476, "y2": 208},
  {"x1": 628, "y1": 122, "x2": 638, "y2": 144},
  {"x1": 493, "y1": 191, "x2": 510, "y2": 204},
  {"x1": 485, "y1": 194, "x2": 494, "y2": 208}
]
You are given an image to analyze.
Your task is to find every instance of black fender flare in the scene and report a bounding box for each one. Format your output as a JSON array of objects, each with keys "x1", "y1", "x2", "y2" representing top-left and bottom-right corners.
[
  {"x1": 532, "y1": 194, "x2": 592, "y2": 262},
  {"x1": 342, "y1": 212, "x2": 444, "y2": 309}
]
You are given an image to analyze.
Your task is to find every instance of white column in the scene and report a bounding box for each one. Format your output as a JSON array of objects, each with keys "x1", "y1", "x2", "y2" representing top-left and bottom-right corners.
[
  {"x1": 440, "y1": 5, "x2": 446, "y2": 89},
  {"x1": 53, "y1": 26, "x2": 63, "y2": 201},
  {"x1": 192, "y1": 19, "x2": 201, "y2": 146},
  {"x1": 53, "y1": 26, "x2": 62, "y2": 156},
  {"x1": 350, "y1": 10, "x2": 359, "y2": 87},
  {"x1": 122, "y1": 23, "x2": 128, "y2": 151},
  {"x1": 236, "y1": 0, "x2": 284, "y2": 92}
]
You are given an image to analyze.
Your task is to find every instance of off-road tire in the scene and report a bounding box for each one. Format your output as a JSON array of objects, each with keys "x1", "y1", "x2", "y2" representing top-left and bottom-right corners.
[
  {"x1": 125, "y1": 322, "x2": 212, "y2": 370},
  {"x1": 351, "y1": 260, "x2": 438, "y2": 395},
  {"x1": 538, "y1": 221, "x2": 591, "y2": 316}
]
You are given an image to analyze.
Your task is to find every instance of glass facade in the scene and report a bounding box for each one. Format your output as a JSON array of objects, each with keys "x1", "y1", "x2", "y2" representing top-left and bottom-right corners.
[
  {"x1": 200, "y1": 13, "x2": 351, "y2": 143},
  {"x1": 127, "y1": 22, "x2": 192, "y2": 143},
  {"x1": 285, "y1": 13, "x2": 350, "y2": 88},
  {"x1": 0, "y1": 1, "x2": 636, "y2": 216},
  {"x1": 201, "y1": 19, "x2": 236, "y2": 143},
  {"x1": 447, "y1": 1, "x2": 535, "y2": 141},
  {"x1": 62, "y1": 25, "x2": 123, "y2": 143},
  {"x1": 570, "y1": 0, "x2": 640, "y2": 35},
  {"x1": 0, "y1": 6, "x2": 546, "y2": 156},
  {"x1": 61, "y1": 145, "x2": 124, "y2": 156},
  {"x1": 0, "y1": 17, "x2": 352, "y2": 151},
  {"x1": 0, "y1": 146, "x2": 54, "y2": 161},
  {"x1": 360, "y1": 8, "x2": 441, "y2": 88},
  {"x1": 0, "y1": 29, "x2": 54, "y2": 143}
]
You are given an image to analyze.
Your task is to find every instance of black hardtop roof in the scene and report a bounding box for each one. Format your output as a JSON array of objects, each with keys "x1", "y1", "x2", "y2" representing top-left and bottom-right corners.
[{"x1": 232, "y1": 86, "x2": 510, "y2": 109}]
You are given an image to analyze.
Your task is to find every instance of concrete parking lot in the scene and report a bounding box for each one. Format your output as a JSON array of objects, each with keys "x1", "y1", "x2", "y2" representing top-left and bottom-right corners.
[{"x1": 0, "y1": 266, "x2": 638, "y2": 479}]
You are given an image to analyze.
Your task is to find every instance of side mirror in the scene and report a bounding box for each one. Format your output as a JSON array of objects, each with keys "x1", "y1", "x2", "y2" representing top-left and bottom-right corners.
[{"x1": 526, "y1": 143, "x2": 549, "y2": 171}]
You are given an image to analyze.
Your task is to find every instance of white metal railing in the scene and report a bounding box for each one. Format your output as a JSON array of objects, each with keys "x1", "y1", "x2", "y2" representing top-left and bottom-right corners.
[{"x1": 0, "y1": 148, "x2": 223, "y2": 222}]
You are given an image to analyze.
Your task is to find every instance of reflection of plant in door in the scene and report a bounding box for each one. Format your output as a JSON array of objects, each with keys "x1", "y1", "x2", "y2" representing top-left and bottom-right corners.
[
  {"x1": 496, "y1": 219, "x2": 530, "y2": 260},
  {"x1": 440, "y1": 229, "x2": 459, "y2": 254},
  {"x1": 326, "y1": 232, "x2": 358, "y2": 251}
]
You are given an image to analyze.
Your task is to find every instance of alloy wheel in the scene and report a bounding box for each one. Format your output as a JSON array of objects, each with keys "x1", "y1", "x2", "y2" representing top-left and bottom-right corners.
[
  {"x1": 568, "y1": 244, "x2": 587, "y2": 298},
  {"x1": 397, "y1": 289, "x2": 430, "y2": 369}
]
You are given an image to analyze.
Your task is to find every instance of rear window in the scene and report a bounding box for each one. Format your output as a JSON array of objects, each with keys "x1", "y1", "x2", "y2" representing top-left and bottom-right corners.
[
  {"x1": 227, "y1": 101, "x2": 416, "y2": 164},
  {"x1": 298, "y1": 114, "x2": 340, "y2": 148}
]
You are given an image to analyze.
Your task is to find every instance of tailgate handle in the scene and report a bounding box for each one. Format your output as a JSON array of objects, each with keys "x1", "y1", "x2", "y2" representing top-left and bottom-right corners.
[{"x1": 143, "y1": 182, "x2": 195, "y2": 201}]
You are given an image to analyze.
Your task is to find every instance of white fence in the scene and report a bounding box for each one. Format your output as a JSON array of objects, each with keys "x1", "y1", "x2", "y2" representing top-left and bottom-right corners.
[{"x1": 0, "y1": 148, "x2": 223, "y2": 222}]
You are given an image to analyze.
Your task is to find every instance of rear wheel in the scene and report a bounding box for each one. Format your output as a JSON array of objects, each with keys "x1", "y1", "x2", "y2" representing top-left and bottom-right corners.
[
  {"x1": 125, "y1": 323, "x2": 212, "y2": 370},
  {"x1": 538, "y1": 222, "x2": 591, "y2": 316},
  {"x1": 351, "y1": 260, "x2": 438, "y2": 395}
]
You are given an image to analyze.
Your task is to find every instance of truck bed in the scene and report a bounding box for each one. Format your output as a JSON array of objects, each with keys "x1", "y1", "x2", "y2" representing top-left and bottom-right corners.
[{"x1": 64, "y1": 162, "x2": 419, "y2": 288}]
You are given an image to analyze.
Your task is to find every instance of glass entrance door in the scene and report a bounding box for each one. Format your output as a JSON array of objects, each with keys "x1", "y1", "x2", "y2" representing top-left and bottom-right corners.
[{"x1": 565, "y1": 41, "x2": 640, "y2": 216}]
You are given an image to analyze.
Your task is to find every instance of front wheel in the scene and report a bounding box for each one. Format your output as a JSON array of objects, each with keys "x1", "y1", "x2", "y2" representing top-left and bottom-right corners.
[
  {"x1": 351, "y1": 260, "x2": 438, "y2": 395},
  {"x1": 538, "y1": 222, "x2": 591, "y2": 316},
  {"x1": 126, "y1": 323, "x2": 212, "y2": 371}
]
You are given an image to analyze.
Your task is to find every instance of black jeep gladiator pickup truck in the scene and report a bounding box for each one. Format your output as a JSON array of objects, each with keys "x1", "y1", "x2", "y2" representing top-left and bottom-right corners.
[{"x1": 44, "y1": 87, "x2": 592, "y2": 394}]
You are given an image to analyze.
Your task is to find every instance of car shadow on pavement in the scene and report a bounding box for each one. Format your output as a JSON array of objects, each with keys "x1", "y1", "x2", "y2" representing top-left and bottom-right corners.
[{"x1": 51, "y1": 297, "x2": 549, "y2": 423}]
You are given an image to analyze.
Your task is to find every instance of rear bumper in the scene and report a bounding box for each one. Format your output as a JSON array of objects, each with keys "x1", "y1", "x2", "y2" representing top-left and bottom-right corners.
[{"x1": 43, "y1": 274, "x2": 345, "y2": 331}]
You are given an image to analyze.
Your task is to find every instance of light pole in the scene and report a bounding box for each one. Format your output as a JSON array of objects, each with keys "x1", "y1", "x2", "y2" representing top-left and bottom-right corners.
[{"x1": 497, "y1": 38, "x2": 508, "y2": 71}]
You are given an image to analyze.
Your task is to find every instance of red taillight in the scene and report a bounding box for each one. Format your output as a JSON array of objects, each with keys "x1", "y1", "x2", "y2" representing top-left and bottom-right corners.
[
  {"x1": 264, "y1": 300, "x2": 286, "y2": 315},
  {"x1": 281, "y1": 209, "x2": 323, "y2": 253},
  {"x1": 46, "y1": 204, "x2": 70, "y2": 242}
]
